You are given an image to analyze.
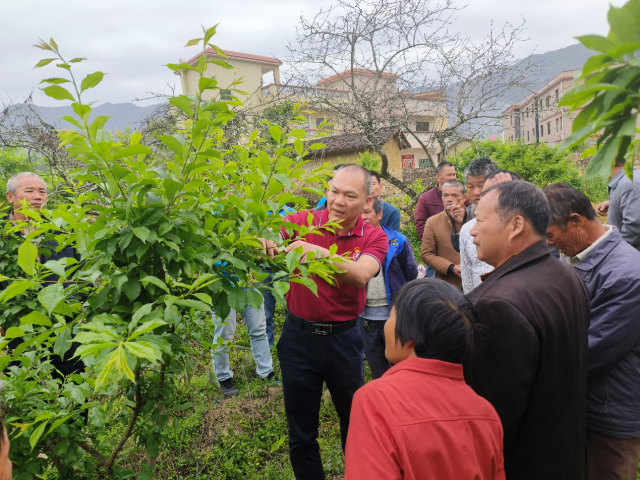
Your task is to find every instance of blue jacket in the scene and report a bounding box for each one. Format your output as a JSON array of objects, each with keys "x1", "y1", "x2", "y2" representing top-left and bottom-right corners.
[
  {"x1": 381, "y1": 201, "x2": 401, "y2": 232},
  {"x1": 380, "y1": 225, "x2": 418, "y2": 304},
  {"x1": 573, "y1": 227, "x2": 640, "y2": 438}
]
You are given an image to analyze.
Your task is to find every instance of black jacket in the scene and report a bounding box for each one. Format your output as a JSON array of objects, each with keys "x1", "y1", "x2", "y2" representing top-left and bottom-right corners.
[{"x1": 465, "y1": 241, "x2": 590, "y2": 480}]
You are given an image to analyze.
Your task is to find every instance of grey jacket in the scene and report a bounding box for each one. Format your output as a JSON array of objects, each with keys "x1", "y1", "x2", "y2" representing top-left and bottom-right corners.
[
  {"x1": 608, "y1": 168, "x2": 640, "y2": 250},
  {"x1": 574, "y1": 226, "x2": 640, "y2": 438}
]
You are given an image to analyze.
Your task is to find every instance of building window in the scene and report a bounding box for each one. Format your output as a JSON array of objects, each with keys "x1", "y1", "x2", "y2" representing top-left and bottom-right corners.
[
  {"x1": 546, "y1": 96, "x2": 550, "y2": 108},
  {"x1": 418, "y1": 158, "x2": 431, "y2": 168},
  {"x1": 548, "y1": 122, "x2": 551, "y2": 134},
  {"x1": 510, "y1": 115, "x2": 513, "y2": 126},
  {"x1": 416, "y1": 121, "x2": 430, "y2": 131},
  {"x1": 527, "y1": 131, "x2": 530, "y2": 141},
  {"x1": 556, "y1": 118, "x2": 559, "y2": 131},
  {"x1": 541, "y1": 125, "x2": 544, "y2": 137},
  {"x1": 561, "y1": 117, "x2": 564, "y2": 131},
  {"x1": 221, "y1": 89, "x2": 233, "y2": 101},
  {"x1": 316, "y1": 117, "x2": 325, "y2": 128},
  {"x1": 555, "y1": 89, "x2": 559, "y2": 102}
]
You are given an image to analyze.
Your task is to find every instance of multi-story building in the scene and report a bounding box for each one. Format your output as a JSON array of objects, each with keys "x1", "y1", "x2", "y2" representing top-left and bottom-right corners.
[
  {"x1": 502, "y1": 69, "x2": 581, "y2": 145},
  {"x1": 177, "y1": 49, "x2": 448, "y2": 173}
]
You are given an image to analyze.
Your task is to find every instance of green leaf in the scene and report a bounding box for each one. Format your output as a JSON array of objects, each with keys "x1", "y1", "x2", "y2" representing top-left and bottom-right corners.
[
  {"x1": 43, "y1": 259, "x2": 67, "y2": 279},
  {"x1": 132, "y1": 227, "x2": 150, "y2": 243},
  {"x1": 54, "y1": 328, "x2": 72, "y2": 358},
  {"x1": 20, "y1": 311, "x2": 51, "y2": 327},
  {"x1": 112, "y1": 144, "x2": 150, "y2": 160},
  {"x1": 159, "y1": 135, "x2": 185, "y2": 160},
  {"x1": 286, "y1": 247, "x2": 302, "y2": 271},
  {"x1": 269, "y1": 125, "x2": 282, "y2": 143},
  {"x1": 80, "y1": 71, "x2": 105, "y2": 92},
  {"x1": 577, "y1": 35, "x2": 617, "y2": 53},
  {"x1": 227, "y1": 288, "x2": 247, "y2": 312},
  {"x1": 46, "y1": 414, "x2": 74, "y2": 435},
  {"x1": 4, "y1": 327, "x2": 25, "y2": 339},
  {"x1": 38, "y1": 283, "x2": 65, "y2": 315},
  {"x1": 174, "y1": 299, "x2": 211, "y2": 312},
  {"x1": 169, "y1": 96, "x2": 194, "y2": 117},
  {"x1": 129, "y1": 320, "x2": 168, "y2": 340},
  {"x1": 42, "y1": 85, "x2": 75, "y2": 101},
  {"x1": 608, "y1": 5, "x2": 640, "y2": 44},
  {"x1": 163, "y1": 178, "x2": 183, "y2": 200},
  {"x1": 185, "y1": 38, "x2": 201, "y2": 47},
  {"x1": 34, "y1": 58, "x2": 57, "y2": 68},
  {"x1": 0, "y1": 280, "x2": 38, "y2": 303},
  {"x1": 124, "y1": 341, "x2": 160, "y2": 361},
  {"x1": 123, "y1": 278, "x2": 141, "y2": 302},
  {"x1": 140, "y1": 276, "x2": 170, "y2": 294},
  {"x1": 29, "y1": 422, "x2": 47, "y2": 451},
  {"x1": 116, "y1": 348, "x2": 136, "y2": 381},
  {"x1": 199, "y1": 77, "x2": 218, "y2": 93},
  {"x1": 40, "y1": 77, "x2": 70, "y2": 85},
  {"x1": 193, "y1": 293, "x2": 212, "y2": 304},
  {"x1": 18, "y1": 240, "x2": 38, "y2": 276},
  {"x1": 146, "y1": 435, "x2": 159, "y2": 458},
  {"x1": 131, "y1": 303, "x2": 154, "y2": 327},
  {"x1": 203, "y1": 25, "x2": 218, "y2": 45}
]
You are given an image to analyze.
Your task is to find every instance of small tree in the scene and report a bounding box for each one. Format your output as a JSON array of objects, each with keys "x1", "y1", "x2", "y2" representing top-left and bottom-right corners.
[{"x1": 1, "y1": 28, "x2": 338, "y2": 479}]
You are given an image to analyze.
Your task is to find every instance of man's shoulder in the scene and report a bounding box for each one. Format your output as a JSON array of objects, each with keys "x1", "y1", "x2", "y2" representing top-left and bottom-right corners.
[
  {"x1": 425, "y1": 210, "x2": 447, "y2": 227},
  {"x1": 381, "y1": 200, "x2": 399, "y2": 212},
  {"x1": 363, "y1": 221, "x2": 387, "y2": 241},
  {"x1": 285, "y1": 209, "x2": 320, "y2": 224},
  {"x1": 460, "y1": 218, "x2": 476, "y2": 235}
]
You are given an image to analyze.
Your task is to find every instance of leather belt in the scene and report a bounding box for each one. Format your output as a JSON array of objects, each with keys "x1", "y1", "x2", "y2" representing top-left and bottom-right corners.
[{"x1": 286, "y1": 311, "x2": 357, "y2": 335}]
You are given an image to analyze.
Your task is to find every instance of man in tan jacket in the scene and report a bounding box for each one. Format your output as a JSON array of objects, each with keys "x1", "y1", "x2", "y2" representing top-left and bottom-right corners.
[{"x1": 420, "y1": 180, "x2": 468, "y2": 290}]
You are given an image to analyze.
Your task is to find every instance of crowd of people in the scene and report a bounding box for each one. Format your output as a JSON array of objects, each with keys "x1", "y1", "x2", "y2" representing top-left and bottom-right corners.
[{"x1": 1, "y1": 158, "x2": 640, "y2": 479}]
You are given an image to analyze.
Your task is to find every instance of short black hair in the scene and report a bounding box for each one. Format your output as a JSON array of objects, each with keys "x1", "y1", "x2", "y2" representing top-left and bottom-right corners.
[
  {"x1": 614, "y1": 157, "x2": 626, "y2": 167},
  {"x1": 463, "y1": 157, "x2": 499, "y2": 181},
  {"x1": 369, "y1": 170, "x2": 381, "y2": 183},
  {"x1": 370, "y1": 196, "x2": 382, "y2": 214},
  {"x1": 482, "y1": 181, "x2": 551, "y2": 237},
  {"x1": 333, "y1": 163, "x2": 345, "y2": 172},
  {"x1": 391, "y1": 278, "x2": 476, "y2": 364},
  {"x1": 436, "y1": 161, "x2": 454, "y2": 173},
  {"x1": 543, "y1": 183, "x2": 597, "y2": 228},
  {"x1": 485, "y1": 169, "x2": 522, "y2": 182}
]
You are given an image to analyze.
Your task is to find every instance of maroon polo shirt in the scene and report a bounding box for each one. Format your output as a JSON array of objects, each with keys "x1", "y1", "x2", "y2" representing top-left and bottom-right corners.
[{"x1": 281, "y1": 209, "x2": 388, "y2": 322}]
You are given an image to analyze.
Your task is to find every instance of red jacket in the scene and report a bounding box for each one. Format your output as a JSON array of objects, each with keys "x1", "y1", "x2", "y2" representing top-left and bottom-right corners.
[
  {"x1": 345, "y1": 357, "x2": 505, "y2": 480},
  {"x1": 414, "y1": 186, "x2": 444, "y2": 240}
]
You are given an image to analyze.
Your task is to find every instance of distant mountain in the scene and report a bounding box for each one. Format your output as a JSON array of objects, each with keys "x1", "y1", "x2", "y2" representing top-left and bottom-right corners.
[{"x1": 28, "y1": 102, "x2": 162, "y2": 132}]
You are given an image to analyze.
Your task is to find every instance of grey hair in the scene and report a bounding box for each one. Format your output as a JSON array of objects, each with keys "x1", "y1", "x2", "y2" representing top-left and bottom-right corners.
[
  {"x1": 442, "y1": 179, "x2": 466, "y2": 195},
  {"x1": 6, "y1": 172, "x2": 46, "y2": 194},
  {"x1": 371, "y1": 196, "x2": 382, "y2": 214},
  {"x1": 336, "y1": 164, "x2": 372, "y2": 197},
  {"x1": 463, "y1": 157, "x2": 499, "y2": 182},
  {"x1": 482, "y1": 181, "x2": 550, "y2": 237}
]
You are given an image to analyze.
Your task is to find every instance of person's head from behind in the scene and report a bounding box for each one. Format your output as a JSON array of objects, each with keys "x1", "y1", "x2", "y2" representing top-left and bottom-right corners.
[
  {"x1": 436, "y1": 161, "x2": 456, "y2": 188},
  {"x1": 543, "y1": 183, "x2": 604, "y2": 257},
  {"x1": 482, "y1": 169, "x2": 521, "y2": 191},
  {"x1": 384, "y1": 278, "x2": 476, "y2": 365},
  {"x1": 464, "y1": 158, "x2": 499, "y2": 205},
  {"x1": 361, "y1": 196, "x2": 383, "y2": 228},
  {"x1": 327, "y1": 164, "x2": 372, "y2": 229},
  {"x1": 5, "y1": 172, "x2": 47, "y2": 218},
  {"x1": 470, "y1": 181, "x2": 550, "y2": 268}
]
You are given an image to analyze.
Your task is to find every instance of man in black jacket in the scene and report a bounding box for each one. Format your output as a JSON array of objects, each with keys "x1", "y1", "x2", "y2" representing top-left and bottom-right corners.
[{"x1": 465, "y1": 181, "x2": 590, "y2": 480}]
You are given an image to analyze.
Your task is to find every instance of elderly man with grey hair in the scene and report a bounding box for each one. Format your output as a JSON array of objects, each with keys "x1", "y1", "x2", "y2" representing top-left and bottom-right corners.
[
  {"x1": 2, "y1": 172, "x2": 83, "y2": 377},
  {"x1": 420, "y1": 179, "x2": 468, "y2": 290}
]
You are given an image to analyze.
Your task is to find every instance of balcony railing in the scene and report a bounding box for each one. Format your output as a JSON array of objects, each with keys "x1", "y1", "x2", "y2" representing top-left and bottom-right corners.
[{"x1": 261, "y1": 83, "x2": 350, "y2": 99}]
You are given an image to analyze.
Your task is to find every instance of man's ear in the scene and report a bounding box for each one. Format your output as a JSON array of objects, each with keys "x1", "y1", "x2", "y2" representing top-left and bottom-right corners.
[
  {"x1": 5, "y1": 192, "x2": 14, "y2": 204},
  {"x1": 365, "y1": 196, "x2": 373, "y2": 207},
  {"x1": 509, "y1": 214, "x2": 525, "y2": 240},
  {"x1": 568, "y1": 213, "x2": 585, "y2": 230}
]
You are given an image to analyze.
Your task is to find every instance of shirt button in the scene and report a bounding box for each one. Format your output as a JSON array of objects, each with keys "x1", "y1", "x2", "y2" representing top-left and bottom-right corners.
[{"x1": 585, "y1": 276, "x2": 590, "y2": 281}]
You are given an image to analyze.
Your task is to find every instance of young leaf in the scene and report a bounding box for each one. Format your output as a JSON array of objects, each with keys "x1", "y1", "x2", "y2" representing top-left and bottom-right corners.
[
  {"x1": 34, "y1": 58, "x2": 57, "y2": 68},
  {"x1": 20, "y1": 311, "x2": 51, "y2": 327},
  {"x1": 69, "y1": 57, "x2": 86, "y2": 63},
  {"x1": 18, "y1": 240, "x2": 38, "y2": 276},
  {"x1": 38, "y1": 283, "x2": 65, "y2": 314},
  {"x1": 129, "y1": 320, "x2": 168, "y2": 340},
  {"x1": 40, "y1": 77, "x2": 70, "y2": 85},
  {"x1": 169, "y1": 96, "x2": 194, "y2": 117},
  {"x1": 577, "y1": 35, "x2": 617, "y2": 53},
  {"x1": 0, "y1": 280, "x2": 38, "y2": 303},
  {"x1": 29, "y1": 421, "x2": 48, "y2": 451},
  {"x1": 42, "y1": 85, "x2": 75, "y2": 102},
  {"x1": 53, "y1": 327, "x2": 72, "y2": 358},
  {"x1": 132, "y1": 227, "x2": 150, "y2": 243},
  {"x1": 185, "y1": 38, "x2": 201, "y2": 47},
  {"x1": 80, "y1": 71, "x2": 105, "y2": 92},
  {"x1": 130, "y1": 303, "x2": 154, "y2": 328}
]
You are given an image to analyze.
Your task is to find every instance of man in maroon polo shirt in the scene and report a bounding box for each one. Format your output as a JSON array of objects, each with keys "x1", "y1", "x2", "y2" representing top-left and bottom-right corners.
[{"x1": 276, "y1": 164, "x2": 388, "y2": 480}]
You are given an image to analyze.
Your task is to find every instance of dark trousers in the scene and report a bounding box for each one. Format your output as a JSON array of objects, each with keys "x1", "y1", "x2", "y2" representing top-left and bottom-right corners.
[
  {"x1": 263, "y1": 273, "x2": 276, "y2": 347},
  {"x1": 587, "y1": 429, "x2": 640, "y2": 480},
  {"x1": 277, "y1": 314, "x2": 364, "y2": 480},
  {"x1": 357, "y1": 317, "x2": 391, "y2": 379}
]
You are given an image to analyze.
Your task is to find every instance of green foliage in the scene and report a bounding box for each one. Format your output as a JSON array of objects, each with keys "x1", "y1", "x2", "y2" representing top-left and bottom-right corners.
[
  {"x1": 2, "y1": 28, "x2": 338, "y2": 479},
  {"x1": 357, "y1": 150, "x2": 381, "y2": 172},
  {"x1": 560, "y1": 0, "x2": 640, "y2": 179}
]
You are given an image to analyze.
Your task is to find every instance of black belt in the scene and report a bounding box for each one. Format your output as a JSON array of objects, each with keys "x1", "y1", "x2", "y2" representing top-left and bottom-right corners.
[{"x1": 286, "y1": 311, "x2": 357, "y2": 335}]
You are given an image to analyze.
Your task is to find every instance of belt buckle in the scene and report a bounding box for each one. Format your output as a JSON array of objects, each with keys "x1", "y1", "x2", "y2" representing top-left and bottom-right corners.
[{"x1": 312, "y1": 326, "x2": 329, "y2": 335}]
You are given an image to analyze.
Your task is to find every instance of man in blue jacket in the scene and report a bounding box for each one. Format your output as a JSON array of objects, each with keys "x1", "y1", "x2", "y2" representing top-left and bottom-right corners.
[
  {"x1": 359, "y1": 197, "x2": 418, "y2": 378},
  {"x1": 369, "y1": 171, "x2": 401, "y2": 232},
  {"x1": 544, "y1": 183, "x2": 640, "y2": 480}
]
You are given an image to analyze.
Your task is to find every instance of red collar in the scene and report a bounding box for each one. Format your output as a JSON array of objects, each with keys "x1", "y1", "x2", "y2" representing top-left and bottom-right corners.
[{"x1": 384, "y1": 357, "x2": 464, "y2": 380}]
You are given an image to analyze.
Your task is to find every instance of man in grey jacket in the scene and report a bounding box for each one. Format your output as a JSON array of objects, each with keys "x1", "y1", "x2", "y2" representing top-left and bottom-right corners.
[
  {"x1": 595, "y1": 157, "x2": 640, "y2": 251},
  {"x1": 545, "y1": 183, "x2": 640, "y2": 480}
]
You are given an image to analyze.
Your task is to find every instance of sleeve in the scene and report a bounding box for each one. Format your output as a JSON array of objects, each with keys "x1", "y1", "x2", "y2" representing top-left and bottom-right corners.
[
  {"x1": 361, "y1": 228, "x2": 389, "y2": 268},
  {"x1": 414, "y1": 194, "x2": 428, "y2": 240},
  {"x1": 465, "y1": 298, "x2": 540, "y2": 455},
  {"x1": 420, "y1": 219, "x2": 453, "y2": 275},
  {"x1": 344, "y1": 386, "x2": 403, "y2": 480},
  {"x1": 460, "y1": 228, "x2": 475, "y2": 294},
  {"x1": 400, "y1": 239, "x2": 419, "y2": 281},
  {"x1": 387, "y1": 207, "x2": 401, "y2": 232},
  {"x1": 588, "y1": 274, "x2": 640, "y2": 371},
  {"x1": 617, "y1": 183, "x2": 640, "y2": 247}
]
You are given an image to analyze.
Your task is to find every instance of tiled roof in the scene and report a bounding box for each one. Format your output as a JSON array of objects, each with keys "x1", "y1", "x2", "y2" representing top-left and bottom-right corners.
[
  {"x1": 317, "y1": 69, "x2": 398, "y2": 86},
  {"x1": 306, "y1": 128, "x2": 410, "y2": 157},
  {"x1": 184, "y1": 48, "x2": 282, "y2": 66}
]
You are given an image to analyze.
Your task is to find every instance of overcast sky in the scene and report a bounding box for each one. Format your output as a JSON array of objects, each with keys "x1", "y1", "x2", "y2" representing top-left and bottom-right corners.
[{"x1": 1, "y1": 0, "x2": 618, "y2": 107}]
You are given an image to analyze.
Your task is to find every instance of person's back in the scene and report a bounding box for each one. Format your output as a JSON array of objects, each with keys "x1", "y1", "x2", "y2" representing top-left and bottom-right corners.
[{"x1": 346, "y1": 279, "x2": 505, "y2": 480}]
